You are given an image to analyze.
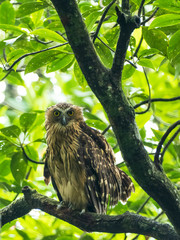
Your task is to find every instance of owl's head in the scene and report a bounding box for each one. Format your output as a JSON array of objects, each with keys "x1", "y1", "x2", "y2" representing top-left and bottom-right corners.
[{"x1": 45, "y1": 103, "x2": 84, "y2": 130}]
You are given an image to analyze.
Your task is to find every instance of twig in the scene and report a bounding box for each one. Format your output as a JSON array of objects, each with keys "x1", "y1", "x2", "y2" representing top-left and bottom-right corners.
[
  {"x1": 0, "y1": 42, "x2": 68, "y2": 81},
  {"x1": 97, "y1": 36, "x2": 115, "y2": 52},
  {"x1": 111, "y1": 7, "x2": 140, "y2": 83},
  {"x1": 160, "y1": 128, "x2": 180, "y2": 164},
  {"x1": 136, "y1": 196, "x2": 151, "y2": 214},
  {"x1": 21, "y1": 145, "x2": 45, "y2": 165},
  {"x1": 135, "y1": 67, "x2": 151, "y2": 114},
  {"x1": 93, "y1": 0, "x2": 116, "y2": 43},
  {"x1": 141, "y1": 8, "x2": 159, "y2": 25},
  {"x1": 134, "y1": 96, "x2": 180, "y2": 109},
  {"x1": 102, "y1": 125, "x2": 111, "y2": 135},
  {"x1": 34, "y1": 36, "x2": 53, "y2": 44},
  {"x1": 138, "y1": 0, "x2": 145, "y2": 17},
  {"x1": 132, "y1": 35, "x2": 143, "y2": 58},
  {"x1": 154, "y1": 120, "x2": 180, "y2": 171},
  {"x1": 154, "y1": 211, "x2": 165, "y2": 220}
]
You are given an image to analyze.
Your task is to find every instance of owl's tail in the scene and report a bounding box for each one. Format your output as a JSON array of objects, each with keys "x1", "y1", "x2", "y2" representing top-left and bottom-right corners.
[{"x1": 119, "y1": 169, "x2": 135, "y2": 203}]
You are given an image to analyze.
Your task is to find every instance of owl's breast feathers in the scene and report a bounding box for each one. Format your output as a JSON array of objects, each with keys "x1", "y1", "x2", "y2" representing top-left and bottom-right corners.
[{"x1": 44, "y1": 120, "x2": 134, "y2": 213}]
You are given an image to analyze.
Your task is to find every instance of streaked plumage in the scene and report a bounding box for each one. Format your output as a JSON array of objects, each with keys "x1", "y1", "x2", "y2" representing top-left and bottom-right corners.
[{"x1": 44, "y1": 102, "x2": 134, "y2": 213}]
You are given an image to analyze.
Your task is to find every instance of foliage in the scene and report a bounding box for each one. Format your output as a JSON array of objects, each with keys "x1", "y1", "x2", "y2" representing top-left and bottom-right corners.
[{"x1": 0, "y1": 0, "x2": 180, "y2": 239}]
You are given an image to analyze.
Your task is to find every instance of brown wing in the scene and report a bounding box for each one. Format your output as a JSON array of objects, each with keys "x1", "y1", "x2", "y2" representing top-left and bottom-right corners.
[
  {"x1": 43, "y1": 148, "x2": 63, "y2": 202},
  {"x1": 79, "y1": 122, "x2": 134, "y2": 213}
]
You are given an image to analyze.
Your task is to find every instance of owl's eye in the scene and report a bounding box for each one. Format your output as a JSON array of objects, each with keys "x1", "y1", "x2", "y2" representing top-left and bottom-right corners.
[
  {"x1": 53, "y1": 111, "x2": 60, "y2": 117},
  {"x1": 67, "y1": 110, "x2": 74, "y2": 116}
]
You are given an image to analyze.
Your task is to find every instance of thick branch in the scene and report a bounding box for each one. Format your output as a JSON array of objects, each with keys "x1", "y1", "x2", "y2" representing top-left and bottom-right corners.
[
  {"x1": 111, "y1": 8, "x2": 140, "y2": 84},
  {"x1": 0, "y1": 187, "x2": 179, "y2": 240}
]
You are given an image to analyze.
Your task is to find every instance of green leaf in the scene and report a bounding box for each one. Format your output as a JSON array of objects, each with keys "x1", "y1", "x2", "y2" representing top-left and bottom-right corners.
[
  {"x1": 16, "y1": 2, "x2": 49, "y2": 18},
  {"x1": 30, "y1": 29, "x2": 66, "y2": 43},
  {"x1": 138, "y1": 48, "x2": 160, "y2": 58},
  {"x1": 19, "y1": 113, "x2": 37, "y2": 132},
  {"x1": 149, "y1": 14, "x2": 180, "y2": 29},
  {"x1": 0, "y1": 24, "x2": 27, "y2": 33},
  {"x1": 168, "y1": 30, "x2": 180, "y2": 62},
  {"x1": 142, "y1": 27, "x2": 168, "y2": 56},
  {"x1": 122, "y1": 64, "x2": 136, "y2": 80},
  {"x1": 86, "y1": 119, "x2": 107, "y2": 131},
  {"x1": 0, "y1": 160, "x2": 10, "y2": 176},
  {"x1": 135, "y1": 112, "x2": 152, "y2": 129},
  {"x1": 16, "y1": 229, "x2": 31, "y2": 240},
  {"x1": 10, "y1": 152, "x2": 27, "y2": 185},
  {"x1": 25, "y1": 50, "x2": 63, "y2": 74},
  {"x1": 85, "y1": 11, "x2": 101, "y2": 32},
  {"x1": 155, "y1": 0, "x2": 180, "y2": 13},
  {"x1": 6, "y1": 71, "x2": 25, "y2": 86},
  {"x1": 0, "y1": 1, "x2": 15, "y2": 25},
  {"x1": 95, "y1": 42, "x2": 113, "y2": 68},
  {"x1": 138, "y1": 58, "x2": 155, "y2": 70},
  {"x1": 7, "y1": 49, "x2": 26, "y2": 63},
  {"x1": 0, "y1": 125, "x2": 21, "y2": 138},
  {"x1": 73, "y1": 61, "x2": 87, "y2": 88},
  {"x1": 47, "y1": 54, "x2": 74, "y2": 73}
]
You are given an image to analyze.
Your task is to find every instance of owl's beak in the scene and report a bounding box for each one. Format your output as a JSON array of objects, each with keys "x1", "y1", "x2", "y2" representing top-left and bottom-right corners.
[{"x1": 60, "y1": 115, "x2": 67, "y2": 126}]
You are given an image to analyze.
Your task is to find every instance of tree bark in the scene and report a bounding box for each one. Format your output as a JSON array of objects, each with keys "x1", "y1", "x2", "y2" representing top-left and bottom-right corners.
[
  {"x1": 50, "y1": 0, "x2": 180, "y2": 236},
  {"x1": 0, "y1": 187, "x2": 179, "y2": 240}
]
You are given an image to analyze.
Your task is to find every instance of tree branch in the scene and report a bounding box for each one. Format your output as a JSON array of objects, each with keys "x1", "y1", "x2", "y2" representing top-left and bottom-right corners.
[
  {"x1": 160, "y1": 128, "x2": 180, "y2": 164},
  {"x1": 111, "y1": 7, "x2": 140, "y2": 85},
  {"x1": 134, "y1": 96, "x2": 180, "y2": 109},
  {"x1": 154, "y1": 120, "x2": 180, "y2": 170},
  {"x1": 1, "y1": 187, "x2": 179, "y2": 240}
]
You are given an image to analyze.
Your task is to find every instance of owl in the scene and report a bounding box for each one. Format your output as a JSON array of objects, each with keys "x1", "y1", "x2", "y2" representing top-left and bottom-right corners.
[{"x1": 44, "y1": 102, "x2": 134, "y2": 214}]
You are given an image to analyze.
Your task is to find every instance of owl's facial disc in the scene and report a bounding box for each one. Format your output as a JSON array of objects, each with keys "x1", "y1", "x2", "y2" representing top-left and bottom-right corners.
[{"x1": 53, "y1": 108, "x2": 74, "y2": 126}]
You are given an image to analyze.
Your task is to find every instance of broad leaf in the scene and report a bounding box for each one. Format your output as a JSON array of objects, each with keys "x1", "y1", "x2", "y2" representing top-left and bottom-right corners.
[
  {"x1": 95, "y1": 42, "x2": 113, "y2": 68},
  {"x1": 122, "y1": 64, "x2": 136, "y2": 80},
  {"x1": 0, "y1": 125, "x2": 21, "y2": 138},
  {"x1": 47, "y1": 54, "x2": 74, "y2": 73},
  {"x1": 0, "y1": 24, "x2": 27, "y2": 33},
  {"x1": 155, "y1": 0, "x2": 180, "y2": 13},
  {"x1": 16, "y1": 2, "x2": 49, "y2": 18},
  {"x1": 30, "y1": 29, "x2": 66, "y2": 43},
  {"x1": 19, "y1": 113, "x2": 37, "y2": 132},
  {"x1": 73, "y1": 61, "x2": 87, "y2": 88},
  {"x1": 0, "y1": 1, "x2": 15, "y2": 25},
  {"x1": 149, "y1": 14, "x2": 180, "y2": 29},
  {"x1": 168, "y1": 30, "x2": 180, "y2": 63},
  {"x1": 85, "y1": 11, "x2": 101, "y2": 32},
  {"x1": 138, "y1": 58, "x2": 155, "y2": 70},
  {"x1": 25, "y1": 50, "x2": 63, "y2": 74},
  {"x1": 10, "y1": 152, "x2": 27, "y2": 185},
  {"x1": 142, "y1": 27, "x2": 168, "y2": 56}
]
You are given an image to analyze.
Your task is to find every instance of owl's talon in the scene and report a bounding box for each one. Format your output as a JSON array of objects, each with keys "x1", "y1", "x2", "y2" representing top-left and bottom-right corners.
[
  {"x1": 57, "y1": 201, "x2": 66, "y2": 209},
  {"x1": 80, "y1": 209, "x2": 86, "y2": 215}
]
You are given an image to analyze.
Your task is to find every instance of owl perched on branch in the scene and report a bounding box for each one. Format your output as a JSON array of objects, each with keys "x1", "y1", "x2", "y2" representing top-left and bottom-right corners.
[{"x1": 44, "y1": 103, "x2": 134, "y2": 214}]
